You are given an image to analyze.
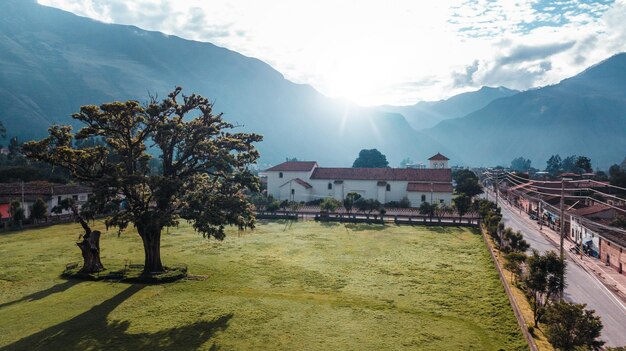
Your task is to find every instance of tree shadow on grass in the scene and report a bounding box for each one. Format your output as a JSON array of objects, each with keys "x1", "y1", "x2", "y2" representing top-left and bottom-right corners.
[
  {"x1": 1, "y1": 284, "x2": 232, "y2": 351},
  {"x1": 0, "y1": 279, "x2": 81, "y2": 309}
]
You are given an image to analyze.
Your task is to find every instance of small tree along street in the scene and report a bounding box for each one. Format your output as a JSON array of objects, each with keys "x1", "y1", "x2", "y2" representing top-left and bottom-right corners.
[{"x1": 24, "y1": 87, "x2": 262, "y2": 275}]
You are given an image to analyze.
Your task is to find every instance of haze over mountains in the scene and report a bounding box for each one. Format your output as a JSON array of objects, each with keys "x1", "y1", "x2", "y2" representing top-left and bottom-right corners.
[
  {"x1": 1, "y1": 0, "x2": 625, "y2": 169},
  {"x1": 380, "y1": 86, "x2": 519, "y2": 130}
]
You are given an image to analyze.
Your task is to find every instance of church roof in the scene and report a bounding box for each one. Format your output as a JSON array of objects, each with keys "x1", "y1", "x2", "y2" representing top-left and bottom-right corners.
[
  {"x1": 267, "y1": 161, "x2": 318, "y2": 172},
  {"x1": 407, "y1": 182, "x2": 453, "y2": 192},
  {"x1": 311, "y1": 168, "x2": 451, "y2": 182},
  {"x1": 428, "y1": 153, "x2": 449, "y2": 161}
]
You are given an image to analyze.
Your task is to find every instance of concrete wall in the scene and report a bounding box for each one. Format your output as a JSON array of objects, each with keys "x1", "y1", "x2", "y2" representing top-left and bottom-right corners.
[
  {"x1": 599, "y1": 239, "x2": 625, "y2": 276},
  {"x1": 407, "y1": 191, "x2": 452, "y2": 207}
]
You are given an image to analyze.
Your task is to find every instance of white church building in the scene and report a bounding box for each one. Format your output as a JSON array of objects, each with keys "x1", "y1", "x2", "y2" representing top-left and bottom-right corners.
[{"x1": 266, "y1": 153, "x2": 453, "y2": 207}]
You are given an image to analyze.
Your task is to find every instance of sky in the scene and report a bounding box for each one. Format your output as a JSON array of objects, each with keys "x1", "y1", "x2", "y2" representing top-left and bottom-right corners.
[{"x1": 38, "y1": 0, "x2": 626, "y2": 106}]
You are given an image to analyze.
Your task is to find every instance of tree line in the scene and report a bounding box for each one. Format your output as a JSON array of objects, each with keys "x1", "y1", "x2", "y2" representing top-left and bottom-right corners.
[{"x1": 479, "y1": 198, "x2": 605, "y2": 350}]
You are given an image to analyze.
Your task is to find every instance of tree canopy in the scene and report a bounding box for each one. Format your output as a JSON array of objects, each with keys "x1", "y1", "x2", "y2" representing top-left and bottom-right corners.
[
  {"x1": 352, "y1": 149, "x2": 389, "y2": 168},
  {"x1": 453, "y1": 169, "x2": 483, "y2": 197},
  {"x1": 544, "y1": 302, "x2": 604, "y2": 351},
  {"x1": 23, "y1": 87, "x2": 262, "y2": 274},
  {"x1": 510, "y1": 157, "x2": 531, "y2": 172},
  {"x1": 525, "y1": 250, "x2": 566, "y2": 327}
]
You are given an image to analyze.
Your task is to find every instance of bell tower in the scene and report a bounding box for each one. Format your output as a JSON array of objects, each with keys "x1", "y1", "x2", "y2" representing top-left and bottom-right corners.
[{"x1": 428, "y1": 153, "x2": 449, "y2": 169}]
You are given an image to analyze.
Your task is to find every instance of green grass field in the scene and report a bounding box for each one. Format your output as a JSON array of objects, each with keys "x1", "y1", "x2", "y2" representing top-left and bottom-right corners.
[{"x1": 0, "y1": 221, "x2": 526, "y2": 351}]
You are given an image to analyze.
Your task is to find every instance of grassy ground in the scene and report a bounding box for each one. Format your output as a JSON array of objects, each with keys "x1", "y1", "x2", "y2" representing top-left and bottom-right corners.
[{"x1": 0, "y1": 220, "x2": 527, "y2": 351}]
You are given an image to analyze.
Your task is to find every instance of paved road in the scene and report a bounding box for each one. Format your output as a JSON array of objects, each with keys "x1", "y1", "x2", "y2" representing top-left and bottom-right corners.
[{"x1": 485, "y1": 191, "x2": 626, "y2": 347}]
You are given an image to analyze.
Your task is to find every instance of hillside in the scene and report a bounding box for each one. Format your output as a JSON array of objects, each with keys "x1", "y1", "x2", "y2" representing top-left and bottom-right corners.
[
  {"x1": 0, "y1": 0, "x2": 449, "y2": 166},
  {"x1": 380, "y1": 86, "x2": 519, "y2": 130},
  {"x1": 427, "y1": 53, "x2": 626, "y2": 168}
]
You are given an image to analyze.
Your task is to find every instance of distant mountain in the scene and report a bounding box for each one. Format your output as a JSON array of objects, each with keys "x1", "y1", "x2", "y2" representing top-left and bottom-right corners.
[
  {"x1": 380, "y1": 86, "x2": 519, "y2": 130},
  {"x1": 0, "y1": 0, "x2": 453, "y2": 167},
  {"x1": 427, "y1": 53, "x2": 626, "y2": 168}
]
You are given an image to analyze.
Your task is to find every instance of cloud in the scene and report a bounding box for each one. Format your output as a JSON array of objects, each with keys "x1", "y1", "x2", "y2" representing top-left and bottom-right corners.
[
  {"x1": 36, "y1": 0, "x2": 625, "y2": 105},
  {"x1": 497, "y1": 41, "x2": 577, "y2": 66},
  {"x1": 452, "y1": 60, "x2": 479, "y2": 88}
]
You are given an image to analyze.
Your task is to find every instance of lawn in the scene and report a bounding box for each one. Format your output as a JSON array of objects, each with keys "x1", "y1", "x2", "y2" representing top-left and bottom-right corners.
[{"x1": 0, "y1": 221, "x2": 526, "y2": 351}]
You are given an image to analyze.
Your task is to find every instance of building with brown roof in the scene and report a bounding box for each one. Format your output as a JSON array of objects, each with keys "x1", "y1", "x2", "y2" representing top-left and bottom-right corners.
[
  {"x1": 265, "y1": 154, "x2": 453, "y2": 206},
  {"x1": 0, "y1": 182, "x2": 92, "y2": 219}
]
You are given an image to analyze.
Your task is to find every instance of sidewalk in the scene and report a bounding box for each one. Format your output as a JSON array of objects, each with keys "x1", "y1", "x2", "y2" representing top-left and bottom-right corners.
[
  {"x1": 539, "y1": 224, "x2": 626, "y2": 302},
  {"x1": 495, "y1": 192, "x2": 626, "y2": 303}
]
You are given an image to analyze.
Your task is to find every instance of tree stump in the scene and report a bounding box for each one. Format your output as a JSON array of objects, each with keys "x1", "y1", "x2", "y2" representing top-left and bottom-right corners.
[{"x1": 77, "y1": 230, "x2": 105, "y2": 273}]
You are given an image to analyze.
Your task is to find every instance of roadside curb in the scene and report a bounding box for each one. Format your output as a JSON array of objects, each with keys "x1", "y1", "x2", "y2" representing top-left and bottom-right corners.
[{"x1": 480, "y1": 226, "x2": 539, "y2": 351}]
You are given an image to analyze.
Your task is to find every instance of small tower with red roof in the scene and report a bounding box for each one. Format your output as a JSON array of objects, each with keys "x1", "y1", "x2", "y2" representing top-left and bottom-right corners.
[{"x1": 428, "y1": 153, "x2": 449, "y2": 169}]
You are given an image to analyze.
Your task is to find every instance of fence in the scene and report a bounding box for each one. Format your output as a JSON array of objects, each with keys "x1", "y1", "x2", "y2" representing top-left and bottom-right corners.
[{"x1": 257, "y1": 209, "x2": 480, "y2": 227}]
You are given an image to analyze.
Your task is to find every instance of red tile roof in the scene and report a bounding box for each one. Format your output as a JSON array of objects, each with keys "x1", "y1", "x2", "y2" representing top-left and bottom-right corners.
[
  {"x1": 0, "y1": 182, "x2": 92, "y2": 203},
  {"x1": 0, "y1": 182, "x2": 91, "y2": 196},
  {"x1": 428, "y1": 153, "x2": 449, "y2": 161},
  {"x1": 311, "y1": 168, "x2": 451, "y2": 182},
  {"x1": 266, "y1": 161, "x2": 318, "y2": 172},
  {"x1": 294, "y1": 178, "x2": 313, "y2": 189},
  {"x1": 569, "y1": 204, "x2": 613, "y2": 217},
  {"x1": 407, "y1": 182, "x2": 453, "y2": 192}
]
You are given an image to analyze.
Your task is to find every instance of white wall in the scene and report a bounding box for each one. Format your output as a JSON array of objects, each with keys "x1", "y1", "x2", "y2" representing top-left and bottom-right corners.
[
  {"x1": 407, "y1": 191, "x2": 452, "y2": 207},
  {"x1": 570, "y1": 218, "x2": 600, "y2": 254},
  {"x1": 278, "y1": 180, "x2": 312, "y2": 203},
  {"x1": 267, "y1": 170, "x2": 314, "y2": 199},
  {"x1": 268, "y1": 171, "x2": 452, "y2": 207}
]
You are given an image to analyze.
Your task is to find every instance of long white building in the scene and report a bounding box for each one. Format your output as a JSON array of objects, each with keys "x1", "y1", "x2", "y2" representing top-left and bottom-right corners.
[{"x1": 266, "y1": 153, "x2": 453, "y2": 207}]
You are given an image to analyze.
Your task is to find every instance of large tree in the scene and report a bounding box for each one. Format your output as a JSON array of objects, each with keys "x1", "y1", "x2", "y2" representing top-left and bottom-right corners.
[
  {"x1": 24, "y1": 87, "x2": 262, "y2": 275},
  {"x1": 352, "y1": 149, "x2": 389, "y2": 168}
]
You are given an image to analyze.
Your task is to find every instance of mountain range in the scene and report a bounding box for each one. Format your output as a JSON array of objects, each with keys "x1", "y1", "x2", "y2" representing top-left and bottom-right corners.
[
  {"x1": 1, "y1": 0, "x2": 625, "y2": 169},
  {"x1": 379, "y1": 86, "x2": 519, "y2": 130}
]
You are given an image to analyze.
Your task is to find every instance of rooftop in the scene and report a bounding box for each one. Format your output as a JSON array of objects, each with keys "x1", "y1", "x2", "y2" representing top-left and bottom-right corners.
[
  {"x1": 311, "y1": 168, "x2": 451, "y2": 182},
  {"x1": 266, "y1": 161, "x2": 318, "y2": 172},
  {"x1": 428, "y1": 153, "x2": 449, "y2": 161}
]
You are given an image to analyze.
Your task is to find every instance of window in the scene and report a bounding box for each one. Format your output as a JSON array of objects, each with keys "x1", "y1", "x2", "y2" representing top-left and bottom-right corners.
[
  {"x1": 386, "y1": 184, "x2": 391, "y2": 191},
  {"x1": 421, "y1": 195, "x2": 426, "y2": 202},
  {"x1": 328, "y1": 183, "x2": 332, "y2": 190},
  {"x1": 291, "y1": 189, "x2": 295, "y2": 195},
  {"x1": 279, "y1": 172, "x2": 283, "y2": 178},
  {"x1": 72, "y1": 195, "x2": 78, "y2": 201},
  {"x1": 58, "y1": 196, "x2": 62, "y2": 203},
  {"x1": 440, "y1": 199, "x2": 444, "y2": 204}
]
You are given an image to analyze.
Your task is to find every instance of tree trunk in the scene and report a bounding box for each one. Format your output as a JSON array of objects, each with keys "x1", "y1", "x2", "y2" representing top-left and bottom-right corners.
[
  {"x1": 77, "y1": 230, "x2": 105, "y2": 273},
  {"x1": 138, "y1": 224, "x2": 164, "y2": 275}
]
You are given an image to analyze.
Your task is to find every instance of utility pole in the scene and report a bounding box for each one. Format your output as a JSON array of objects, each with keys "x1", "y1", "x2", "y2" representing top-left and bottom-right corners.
[
  {"x1": 559, "y1": 179, "x2": 564, "y2": 262},
  {"x1": 539, "y1": 201, "x2": 543, "y2": 230},
  {"x1": 559, "y1": 177, "x2": 570, "y2": 302}
]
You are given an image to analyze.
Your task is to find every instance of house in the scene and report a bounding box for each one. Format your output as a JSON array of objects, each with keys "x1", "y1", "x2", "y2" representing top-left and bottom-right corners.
[
  {"x1": 266, "y1": 154, "x2": 453, "y2": 207},
  {"x1": 568, "y1": 205, "x2": 615, "y2": 257},
  {"x1": 0, "y1": 182, "x2": 92, "y2": 219},
  {"x1": 598, "y1": 228, "x2": 626, "y2": 275}
]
